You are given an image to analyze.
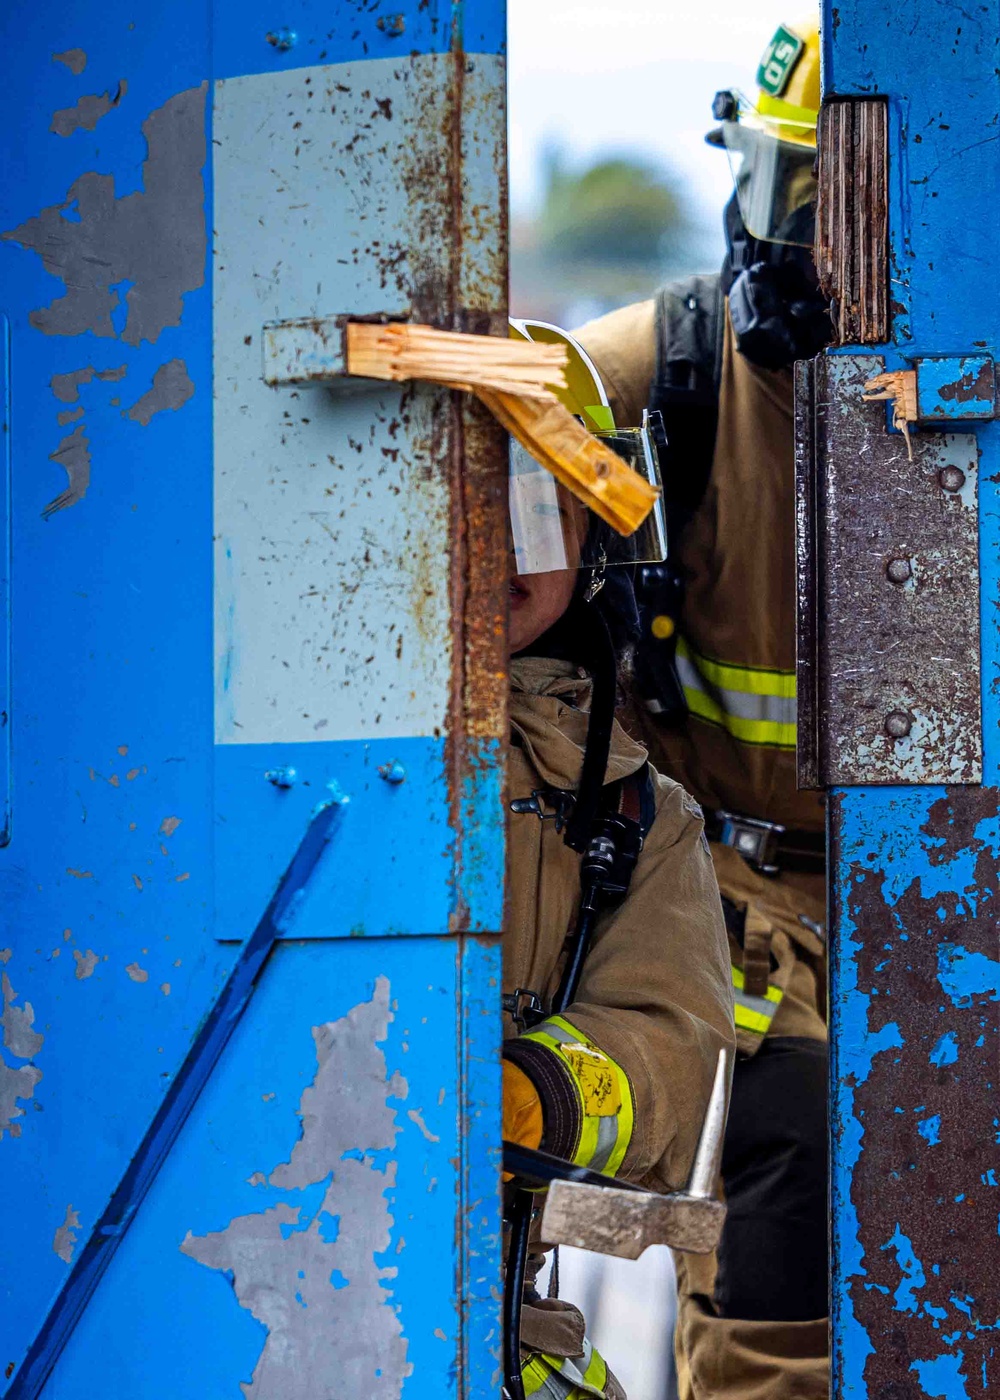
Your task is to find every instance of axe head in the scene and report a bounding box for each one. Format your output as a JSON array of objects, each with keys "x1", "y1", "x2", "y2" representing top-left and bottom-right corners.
[{"x1": 539, "y1": 1181, "x2": 725, "y2": 1259}]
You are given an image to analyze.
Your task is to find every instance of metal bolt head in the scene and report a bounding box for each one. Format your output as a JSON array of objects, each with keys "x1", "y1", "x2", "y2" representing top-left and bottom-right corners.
[
  {"x1": 884, "y1": 710, "x2": 913, "y2": 739},
  {"x1": 265, "y1": 766, "x2": 297, "y2": 788},
  {"x1": 712, "y1": 89, "x2": 738, "y2": 121},
  {"x1": 938, "y1": 465, "x2": 966, "y2": 493},
  {"x1": 886, "y1": 557, "x2": 912, "y2": 584},
  {"x1": 266, "y1": 27, "x2": 297, "y2": 50},
  {"x1": 378, "y1": 760, "x2": 406, "y2": 785}
]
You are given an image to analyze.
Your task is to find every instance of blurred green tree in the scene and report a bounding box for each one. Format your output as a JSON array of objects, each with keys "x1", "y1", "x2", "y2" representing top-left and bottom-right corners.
[{"x1": 534, "y1": 146, "x2": 689, "y2": 266}]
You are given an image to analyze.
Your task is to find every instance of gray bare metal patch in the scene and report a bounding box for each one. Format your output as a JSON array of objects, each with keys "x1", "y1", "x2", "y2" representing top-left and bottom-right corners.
[
  {"x1": 181, "y1": 976, "x2": 413, "y2": 1399},
  {"x1": 51, "y1": 81, "x2": 127, "y2": 138},
  {"x1": 3, "y1": 84, "x2": 207, "y2": 345},
  {"x1": 0, "y1": 970, "x2": 44, "y2": 1139},
  {"x1": 2, "y1": 972, "x2": 44, "y2": 1059},
  {"x1": 51, "y1": 365, "x2": 127, "y2": 402},
  {"x1": 45, "y1": 424, "x2": 91, "y2": 519},
  {"x1": 126, "y1": 358, "x2": 195, "y2": 426},
  {"x1": 53, "y1": 1204, "x2": 81, "y2": 1263},
  {"x1": 73, "y1": 949, "x2": 99, "y2": 980},
  {"x1": 53, "y1": 49, "x2": 87, "y2": 74}
]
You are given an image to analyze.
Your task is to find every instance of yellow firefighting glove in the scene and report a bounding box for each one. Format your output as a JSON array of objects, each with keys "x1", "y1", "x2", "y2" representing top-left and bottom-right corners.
[{"x1": 502, "y1": 1059, "x2": 544, "y2": 1180}]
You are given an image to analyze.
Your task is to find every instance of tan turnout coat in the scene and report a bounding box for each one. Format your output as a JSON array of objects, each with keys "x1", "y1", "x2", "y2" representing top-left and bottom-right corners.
[{"x1": 506, "y1": 657, "x2": 735, "y2": 1367}]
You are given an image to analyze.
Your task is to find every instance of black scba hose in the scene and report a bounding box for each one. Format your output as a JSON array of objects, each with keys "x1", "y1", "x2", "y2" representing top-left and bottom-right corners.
[{"x1": 502, "y1": 604, "x2": 624, "y2": 1400}]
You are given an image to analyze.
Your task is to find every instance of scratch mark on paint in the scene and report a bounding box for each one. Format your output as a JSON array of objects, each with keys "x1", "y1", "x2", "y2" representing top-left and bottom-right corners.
[
  {"x1": 2, "y1": 85, "x2": 207, "y2": 345},
  {"x1": 181, "y1": 976, "x2": 413, "y2": 1397},
  {"x1": 406, "y1": 1107, "x2": 439, "y2": 1142},
  {"x1": 44, "y1": 424, "x2": 91, "y2": 518},
  {"x1": 51, "y1": 81, "x2": 127, "y2": 137},
  {"x1": 73, "y1": 949, "x2": 98, "y2": 980},
  {"x1": 53, "y1": 48, "x2": 87, "y2": 74},
  {"x1": 53, "y1": 1205, "x2": 80, "y2": 1263},
  {"x1": 125, "y1": 358, "x2": 195, "y2": 425}
]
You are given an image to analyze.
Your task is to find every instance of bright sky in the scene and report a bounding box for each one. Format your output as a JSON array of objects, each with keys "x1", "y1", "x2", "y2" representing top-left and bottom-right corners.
[{"x1": 508, "y1": 0, "x2": 797, "y2": 237}]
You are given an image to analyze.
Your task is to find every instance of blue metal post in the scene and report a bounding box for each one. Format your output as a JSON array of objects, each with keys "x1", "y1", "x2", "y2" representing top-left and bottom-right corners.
[{"x1": 825, "y1": 3, "x2": 1000, "y2": 1394}]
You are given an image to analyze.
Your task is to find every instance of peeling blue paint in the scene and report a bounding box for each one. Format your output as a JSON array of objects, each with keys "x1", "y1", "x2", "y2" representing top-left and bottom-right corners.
[
  {"x1": 937, "y1": 945, "x2": 1000, "y2": 1007},
  {"x1": 917, "y1": 1116, "x2": 941, "y2": 1146},
  {"x1": 911, "y1": 1351, "x2": 970, "y2": 1399},
  {"x1": 930, "y1": 1032, "x2": 959, "y2": 1067},
  {"x1": 884, "y1": 1226, "x2": 926, "y2": 1314}
]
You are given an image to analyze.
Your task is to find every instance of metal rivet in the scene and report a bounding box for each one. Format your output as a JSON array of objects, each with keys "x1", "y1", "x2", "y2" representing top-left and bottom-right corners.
[
  {"x1": 378, "y1": 760, "x2": 406, "y2": 785},
  {"x1": 266, "y1": 27, "x2": 297, "y2": 50},
  {"x1": 884, "y1": 711, "x2": 913, "y2": 739},
  {"x1": 265, "y1": 766, "x2": 297, "y2": 788},
  {"x1": 938, "y1": 466, "x2": 966, "y2": 492},
  {"x1": 886, "y1": 557, "x2": 912, "y2": 584}
]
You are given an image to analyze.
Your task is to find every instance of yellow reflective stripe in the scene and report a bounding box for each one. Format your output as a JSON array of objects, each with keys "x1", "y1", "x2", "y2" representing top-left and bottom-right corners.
[
  {"x1": 684, "y1": 686, "x2": 797, "y2": 749},
  {"x1": 523, "y1": 1339, "x2": 610, "y2": 1398},
  {"x1": 521, "y1": 1015, "x2": 634, "y2": 1177},
  {"x1": 677, "y1": 637, "x2": 796, "y2": 698},
  {"x1": 677, "y1": 637, "x2": 797, "y2": 750},
  {"x1": 731, "y1": 965, "x2": 783, "y2": 1035}
]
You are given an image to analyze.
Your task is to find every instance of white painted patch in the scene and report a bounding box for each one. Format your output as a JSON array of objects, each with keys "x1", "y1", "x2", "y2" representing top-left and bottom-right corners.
[{"x1": 212, "y1": 54, "x2": 502, "y2": 744}]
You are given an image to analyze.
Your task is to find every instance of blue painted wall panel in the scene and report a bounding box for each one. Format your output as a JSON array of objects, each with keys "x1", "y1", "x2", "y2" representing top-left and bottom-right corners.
[
  {"x1": 0, "y1": 2, "x2": 229, "y2": 1374},
  {"x1": 0, "y1": 314, "x2": 9, "y2": 845},
  {"x1": 1, "y1": 0, "x2": 506, "y2": 1388},
  {"x1": 215, "y1": 738, "x2": 454, "y2": 940},
  {"x1": 211, "y1": 0, "x2": 506, "y2": 82},
  {"x1": 38, "y1": 937, "x2": 482, "y2": 1398}
]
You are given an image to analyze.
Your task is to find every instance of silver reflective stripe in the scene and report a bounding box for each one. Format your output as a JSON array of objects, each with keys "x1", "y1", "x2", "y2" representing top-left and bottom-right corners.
[
  {"x1": 540, "y1": 1020, "x2": 577, "y2": 1046},
  {"x1": 675, "y1": 648, "x2": 797, "y2": 727},
  {"x1": 734, "y1": 986, "x2": 780, "y2": 1022},
  {"x1": 589, "y1": 1114, "x2": 619, "y2": 1175}
]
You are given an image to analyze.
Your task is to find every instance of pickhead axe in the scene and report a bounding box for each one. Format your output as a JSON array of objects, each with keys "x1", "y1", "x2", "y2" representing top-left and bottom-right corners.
[{"x1": 503, "y1": 1048, "x2": 729, "y2": 1259}]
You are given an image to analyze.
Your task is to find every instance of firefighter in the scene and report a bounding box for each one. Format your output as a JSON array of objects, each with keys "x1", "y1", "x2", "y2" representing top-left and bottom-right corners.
[
  {"x1": 571, "y1": 19, "x2": 832, "y2": 1400},
  {"x1": 501, "y1": 324, "x2": 735, "y2": 1399}
]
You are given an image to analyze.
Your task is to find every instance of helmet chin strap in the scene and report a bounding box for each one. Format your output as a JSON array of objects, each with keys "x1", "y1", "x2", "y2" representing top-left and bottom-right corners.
[
  {"x1": 720, "y1": 193, "x2": 833, "y2": 371},
  {"x1": 562, "y1": 597, "x2": 617, "y2": 854}
]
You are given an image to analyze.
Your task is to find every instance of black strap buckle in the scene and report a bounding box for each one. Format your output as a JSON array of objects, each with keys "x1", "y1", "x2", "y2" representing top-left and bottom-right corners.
[
  {"x1": 501, "y1": 988, "x2": 544, "y2": 1031},
  {"x1": 509, "y1": 787, "x2": 575, "y2": 834},
  {"x1": 712, "y1": 810, "x2": 786, "y2": 876}
]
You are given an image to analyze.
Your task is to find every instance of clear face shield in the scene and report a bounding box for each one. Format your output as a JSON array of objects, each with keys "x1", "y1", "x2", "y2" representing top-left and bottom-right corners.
[
  {"x1": 718, "y1": 93, "x2": 817, "y2": 246},
  {"x1": 509, "y1": 410, "x2": 669, "y2": 576}
]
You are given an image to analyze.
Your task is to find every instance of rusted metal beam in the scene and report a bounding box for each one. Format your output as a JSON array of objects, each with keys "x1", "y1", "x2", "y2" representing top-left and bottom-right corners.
[
  {"x1": 830, "y1": 788, "x2": 1000, "y2": 1397},
  {"x1": 795, "y1": 353, "x2": 981, "y2": 787}
]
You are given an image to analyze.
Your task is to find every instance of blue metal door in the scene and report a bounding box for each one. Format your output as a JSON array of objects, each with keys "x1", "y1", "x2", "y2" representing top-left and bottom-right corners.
[
  {"x1": 0, "y1": 2, "x2": 507, "y2": 1394},
  {"x1": 810, "y1": 4, "x2": 1000, "y2": 1394}
]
